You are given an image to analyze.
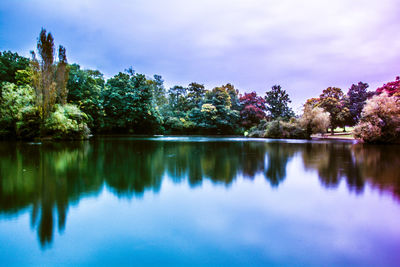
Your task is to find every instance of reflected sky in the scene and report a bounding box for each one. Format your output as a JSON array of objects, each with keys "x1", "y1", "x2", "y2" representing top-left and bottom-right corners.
[{"x1": 0, "y1": 137, "x2": 399, "y2": 265}]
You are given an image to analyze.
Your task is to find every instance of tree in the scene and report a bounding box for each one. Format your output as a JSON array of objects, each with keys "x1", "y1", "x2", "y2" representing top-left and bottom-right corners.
[
  {"x1": 318, "y1": 87, "x2": 350, "y2": 134},
  {"x1": 168, "y1": 85, "x2": 188, "y2": 113},
  {"x1": 0, "y1": 51, "x2": 30, "y2": 84},
  {"x1": 347, "y1": 82, "x2": 369, "y2": 125},
  {"x1": 376, "y1": 76, "x2": 400, "y2": 97},
  {"x1": 102, "y1": 70, "x2": 162, "y2": 133},
  {"x1": 239, "y1": 92, "x2": 266, "y2": 129},
  {"x1": 265, "y1": 85, "x2": 294, "y2": 120},
  {"x1": 353, "y1": 92, "x2": 400, "y2": 143},
  {"x1": 55, "y1": 46, "x2": 69, "y2": 105},
  {"x1": 201, "y1": 85, "x2": 240, "y2": 134},
  {"x1": 151, "y1": 74, "x2": 167, "y2": 108},
  {"x1": 299, "y1": 105, "x2": 330, "y2": 137},
  {"x1": 187, "y1": 82, "x2": 206, "y2": 109},
  {"x1": 67, "y1": 64, "x2": 105, "y2": 130},
  {"x1": 31, "y1": 28, "x2": 70, "y2": 120}
]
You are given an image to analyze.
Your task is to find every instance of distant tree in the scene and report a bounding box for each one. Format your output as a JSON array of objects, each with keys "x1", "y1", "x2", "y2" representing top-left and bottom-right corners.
[
  {"x1": 187, "y1": 82, "x2": 206, "y2": 109},
  {"x1": 151, "y1": 74, "x2": 167, "y2": 108},
  {"x1": 318, "y1": 87, "x2": 350, "y2": 134},
  {"x1": 168, "y1": 85, "x2": 188, "y2": 113},
  {"x1": 264, "y1": 85, "x2": 294, "y2": 120},
  {"x1": 239, "y1": 92, "x2": 266, "y2": 129},
  {"x1": 102, "y1": 70, "x2": 162, "y2": 133},
  {"x1": 202, "y1": 85, "x2": 240, "y2": 134},
  {"x1": 0, "y1": 51, "x2": 30, "y2": 84},
  {"x1": 347, "y1": 82, "x2": 369, "y2": 125},
  {"x1": 222, "y1": 83, "x2": 241, "y2": 110},
  {"x1": 376, "y1": 76, "x2": 400, "y2": 97}
]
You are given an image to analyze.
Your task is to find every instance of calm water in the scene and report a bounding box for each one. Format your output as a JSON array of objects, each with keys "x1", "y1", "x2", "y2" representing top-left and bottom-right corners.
[{"x1": 0, "y1": 137, "x2": 400, "y2": 266}]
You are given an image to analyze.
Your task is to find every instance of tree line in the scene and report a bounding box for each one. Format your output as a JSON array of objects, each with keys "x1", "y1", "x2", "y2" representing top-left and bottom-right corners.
[{"x1": 0, "y1": 28, "x2": 399, "y2": 142}]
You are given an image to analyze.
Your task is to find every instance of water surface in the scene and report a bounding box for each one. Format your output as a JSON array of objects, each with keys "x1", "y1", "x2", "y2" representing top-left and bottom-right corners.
[{"x1": 0, "y1": 137, "x2": 399, "y2": 266}]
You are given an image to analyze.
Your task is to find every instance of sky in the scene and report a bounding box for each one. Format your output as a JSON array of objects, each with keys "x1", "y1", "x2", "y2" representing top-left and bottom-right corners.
[{"x1": 1, "y1": 0, "x2": 399, "y2": 110}]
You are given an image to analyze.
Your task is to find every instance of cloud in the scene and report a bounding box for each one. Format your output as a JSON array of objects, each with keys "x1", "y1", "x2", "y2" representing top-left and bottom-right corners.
[{"x1": 1, "y1": 0, "x2": 400, "y2": 108}]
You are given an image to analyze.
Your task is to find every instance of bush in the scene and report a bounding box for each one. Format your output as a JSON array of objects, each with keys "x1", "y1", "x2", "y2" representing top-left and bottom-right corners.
[
  {"x1": 248, "y1": 119, "x2": 308, "y2": 139},
  {"x1": 44, "y1": 104, "x2": 90, "y2": 140},
  {"x1": 353, "y1": 93, "x2": 400, "y2": 143}
]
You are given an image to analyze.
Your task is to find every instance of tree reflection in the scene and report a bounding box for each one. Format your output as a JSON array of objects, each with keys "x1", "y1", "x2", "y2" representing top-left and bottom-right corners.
[
  {"x1": 0, "y1": 141, "x2": 101, "y2": 248},
  {"x1": 301, "y1": 142, "x2": 364, "y2": 193},
  {"x1": 1, "y1": 139, "x2": 399, "y2": 248}
]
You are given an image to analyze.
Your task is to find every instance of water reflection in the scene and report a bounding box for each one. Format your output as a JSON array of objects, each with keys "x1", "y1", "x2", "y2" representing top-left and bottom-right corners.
[{"x1": 0, "y1": 138, "x2": 399, "y2": 247}]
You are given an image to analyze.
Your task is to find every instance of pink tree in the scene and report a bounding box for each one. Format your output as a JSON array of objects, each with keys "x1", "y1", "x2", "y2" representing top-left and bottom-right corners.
[
  {"x1": 239, "y1": 92, "x2": 267, "y2": 129},
  {"x1": 376, "y1": 76, "x2": 400, "y2": 96}
]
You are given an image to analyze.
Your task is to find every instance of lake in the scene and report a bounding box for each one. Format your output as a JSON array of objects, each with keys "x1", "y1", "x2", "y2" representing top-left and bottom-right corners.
[{"x1": 0, "y1": 137, "x2": 399, "y2": 266}]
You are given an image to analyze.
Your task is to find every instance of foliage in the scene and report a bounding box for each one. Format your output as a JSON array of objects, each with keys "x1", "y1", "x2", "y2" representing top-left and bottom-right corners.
[
  {"x1": 353, "y1": 93, "x2": 400, "y2": 143},
  {"x1": 67, "y1": 64, "x2": 105, "y2": 130},
  {"x1": 186, "y1": 82, "x2": 206, "y2": 110},
  {"x1": 347, "y1": 82, "x2": 369, "y2": 125},
  {"x1": 0, "y1": 82, "x2": 36, "y2": 137},
  {"x1": 376, "y1": 76, "x2": 400, "y2": 97},
  {"x1": 318, "y1": 87, "x2": 351, "y2": 133},
  {"x1": 0, "y1": 51, "x2": 30, "y2": 85},
  {"x1": 239, "y1": 92, "x2": 266, "y2": 129},
  {"x1": 44, "y1": 104, "x2": 90, "y2": 140},
  {"x1": 202, "y1": 85, "x2": 241, "y2": 134},
  {"x1": 265, "y1": 85, "x2": 294, "y2": 120},
  {"x1": 102, "y1": 71, "x2": 162, "y2": 133},
  {"x1": 299, "y1": 105, "x2": 330, "y2": 136}
]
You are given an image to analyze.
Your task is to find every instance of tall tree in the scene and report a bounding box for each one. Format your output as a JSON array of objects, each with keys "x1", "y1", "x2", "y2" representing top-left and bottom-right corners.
[
  {"x1": 151, "y1": 74, "x2": 167, "y2": 108},
  {"x1": 347, "y1": 82, "x2": 369, "y2": 125},
  {"x1": 264, "y1": 85, "x2": 294, "y2": 120},
  {"x1": 55, "y1": 46, "x2": 69, "y2": 105},
  {"x1": 31, "y1": 28, "x2": 69, "y2": 120}
]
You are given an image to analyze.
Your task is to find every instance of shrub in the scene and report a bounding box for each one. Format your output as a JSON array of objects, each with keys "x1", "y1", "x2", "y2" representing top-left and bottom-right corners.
[
  {"x1": 248, "y1": 119, "x2": 308, "y2": 139},
  {"x1": 353, "y1": 93, "x2": 400, "y2": 143},
  {"x1": 44, "y1": 104, "x2": 90, "y2": 140}
]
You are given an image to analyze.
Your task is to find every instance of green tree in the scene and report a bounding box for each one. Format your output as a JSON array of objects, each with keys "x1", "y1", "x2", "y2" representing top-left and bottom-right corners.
[
  {"x1": 102, "y1": 70, "x2": 162, "y2": 133},
  {"x1": 265, "y1": 85, "x2": 294, "y2": 120},
  {"x1": 67, "y1": 64, "x2": 105, "y2": 130},
  {"x1": 0, "y1": 51, "x2": 30, "y2": 85},
  {"x1": 187, "y1": 82, "x2": 206, "y2": 110},
  {"x1": 319, "y1": 87, "x2": 350, "y2": 134}
]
